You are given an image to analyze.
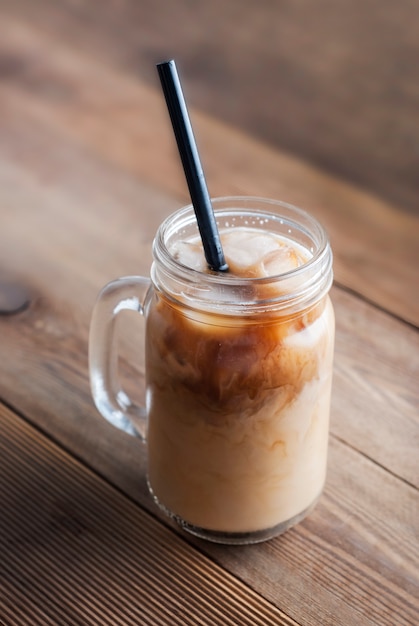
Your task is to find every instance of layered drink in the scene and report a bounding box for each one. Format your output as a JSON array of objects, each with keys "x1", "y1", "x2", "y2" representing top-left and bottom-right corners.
[{"x1": 145, "y1": 209, "x2": 335, "y2": 542}]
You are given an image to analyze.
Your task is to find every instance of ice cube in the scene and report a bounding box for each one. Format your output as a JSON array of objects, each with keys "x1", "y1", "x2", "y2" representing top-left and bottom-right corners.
[
  {"x1": 171, "y1": 240, "x2": 207, "y2": 272},
  {"x1": 221, "y1": 229, "x2": 280, "y2": 277},
  {"x1": 261, "y1": 246, "x2": 300, "y2": 277}
]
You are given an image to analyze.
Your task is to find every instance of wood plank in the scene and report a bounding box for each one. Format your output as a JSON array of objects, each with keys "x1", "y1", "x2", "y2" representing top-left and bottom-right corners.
[
  {"x1": 1, "y1": 406, "x2": 418, "y2": 626},
  {"x1": 0, "y1": 404, "x2": 295, "y2": 626},
  {"x1": 0, "y1": 140, "x2": 417, "y2": 622},
  {"x1": 0, "y1": 84, "x2": 417, "y2": 489},
  {"x1": 2, "y1": 0, "x2": 419, "y2": 216},
  {"x1": 207, "y1": 441, "x2": 419, "y2": 626},
  {"x1": 0, "y1": 10, "x2": 417, "y2": 625},
  {"x1": 331, "y1": 288, "x2": 419, "y2": 489},
  {"x1": 0, "y1": 14, "x2": 417, "y2": 325}
]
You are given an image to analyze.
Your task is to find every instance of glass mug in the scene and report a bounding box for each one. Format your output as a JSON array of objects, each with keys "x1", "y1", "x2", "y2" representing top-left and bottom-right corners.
[{"x1": 89, "y1": 196, "x2": 335, "y2": 544}]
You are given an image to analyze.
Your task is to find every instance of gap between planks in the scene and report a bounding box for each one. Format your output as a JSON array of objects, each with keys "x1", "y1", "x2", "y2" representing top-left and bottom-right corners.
[{"x1": 0, "y1": 403, "x2": 297, "y2": 626}]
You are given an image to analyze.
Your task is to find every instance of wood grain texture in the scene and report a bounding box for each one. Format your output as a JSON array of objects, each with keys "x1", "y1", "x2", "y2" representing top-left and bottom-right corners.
[
  {"x1": 0, "y1": 13, "x2": 417, "y2": 326},
  {"x1": 1, "y1": 0, "x2": 419, "y2": 216},
  {"x1": 0, "y1": 126, "x2": 417, "y2": 489},
  {"x1": 0, "y1": 4, "x2": 417, "y2": 626},
  {"x1": 0, "y1": 404, "x2": 296, "y2": 626},
  {"x1": 0, "y1": 139, "x2": 417, "y2": 624},
  {"x1": 0, "y1": 355, "x2": 418, "y2": 626}
]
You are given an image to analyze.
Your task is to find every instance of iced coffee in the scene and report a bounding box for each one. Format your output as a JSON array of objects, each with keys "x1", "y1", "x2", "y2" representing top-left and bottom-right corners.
[{"x1": 146, "y1": 207, "x2": 335, "y2": 542}]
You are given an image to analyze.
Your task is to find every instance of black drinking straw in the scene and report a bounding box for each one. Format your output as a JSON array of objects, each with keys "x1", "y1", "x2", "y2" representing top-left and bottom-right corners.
[{"x1": 157, "y1": 60, "x2": 228, "y2": 272}]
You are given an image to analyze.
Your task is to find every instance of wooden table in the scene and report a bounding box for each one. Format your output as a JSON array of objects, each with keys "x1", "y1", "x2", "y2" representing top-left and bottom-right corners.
[{"x1": 0, "y1": 2, "x2": 418, "y2": 625}]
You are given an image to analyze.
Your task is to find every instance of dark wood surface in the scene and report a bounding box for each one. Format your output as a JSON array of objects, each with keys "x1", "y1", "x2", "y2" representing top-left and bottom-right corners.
[
  {"x1": 0, "y1": 2, "x2": 418, "y2": 625},
  {"x1": 1, "y1": 0, "x2": 418, "y2": 216}
]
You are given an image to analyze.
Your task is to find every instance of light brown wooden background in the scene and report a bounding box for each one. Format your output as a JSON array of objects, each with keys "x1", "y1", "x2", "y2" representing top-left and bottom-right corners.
[
  {"x1": 1, "y1": 0, "x2": 419, "y2": 216},
  {"x1": 0, "y1": 2, "x2": 418, "y2": 625}
]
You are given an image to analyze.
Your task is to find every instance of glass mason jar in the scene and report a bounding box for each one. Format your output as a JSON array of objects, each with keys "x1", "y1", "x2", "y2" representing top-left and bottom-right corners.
[{"x1": 89, "y1": 196, "x2": 335, "y2": 544}]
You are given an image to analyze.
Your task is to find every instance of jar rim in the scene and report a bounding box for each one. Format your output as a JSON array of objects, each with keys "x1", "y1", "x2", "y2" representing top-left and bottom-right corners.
[{"x1": 152, "y1": 196, "x2": 333, "y2": 313}]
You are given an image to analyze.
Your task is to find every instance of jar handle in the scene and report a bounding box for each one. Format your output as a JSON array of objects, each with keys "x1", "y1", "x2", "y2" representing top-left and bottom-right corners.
[{"x1": 88, "y1": 276, "x2": 152, "y2": 440}]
